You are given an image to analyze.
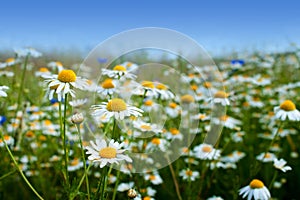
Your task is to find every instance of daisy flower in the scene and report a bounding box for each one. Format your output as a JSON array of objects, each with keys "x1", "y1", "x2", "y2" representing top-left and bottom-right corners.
[
  {"x1": 0, "y1": 86, "x2": 9, "y2": 97},
  {"x1": 85, "y1": 139, "x2": 132, "y2": 168},
  {"x1": 144, "y1": 171, "x2": 163, "y2": 185},
  {"x1": 0, "y1": 57, "x2": 20, "y2": 68},
  {"x1": 117, "y1": 182, "x2": 134, "y2": 192},
  {"x1": 193, "y1": 143, "x2": 221, "y2": 160},
  {"x1": 67, "y1": 158, "x2": 84, "y2": 171},
  {"x1": 274, "y1": 100, "x2": 300, "y2": 121},
  {"x1": 165, "y1": 102, "x2": 181, "y2": 118},
  {"x1": 146, "y1": 137, "x2": 168, "y2": 152},
  {"x1": 213, "y1": 115, "x2": 241, "y2": 130},
  {"x1": 154, "y1": 82, "x2": 175, "y2": 100},
  {"x1": 0, "y1": 135, "x2": 14, "y2": 147},
  {"x1": 179, "y1": 169, "x2": 200, "y2": 181},
  {"x1": 102, "y1": 65, "x2": 136, "y2": 80},
  {"x1": 165, "y1": 128, "x2": 183, "y2": 140},
  {"x1": 43, "y1": 69, "x2": 88, "y2": 101},
  {"x1": 47, "y1": 61, "x2": 64, "y2": 72},
  {"x1": 210, "y1": 90, "x2": 230, "y2": 106},
  {"x1": 35, "y1": 67, "x2": 51, "y2": 77},
  {"x1": 96, "y1": 78, "x2": 117, "y2": 97},
  {"x1": 69, "y1": 98, "x2": 88, "y2": 108},
  {"x1": 141, "y1": 99, "x2": 158, "y2": 112},
  {"x1": 91, "y1": 98, "x2": 143, "y2": 120},
  {"x1": 207, "y1": 196, "x2": 224, "y2": 200},
  {"x1": 239, "y1": 179, "x2": 271, "y2": 200},
  {"x1": 15, "y1": 47, "x2": 42, "y2": 58},
  {"x1": 256, "y1": 152, "x2": 276, "y2": 162},
  {"x1": 273, "y1": 158, "x2": 292, "y2": 172}
]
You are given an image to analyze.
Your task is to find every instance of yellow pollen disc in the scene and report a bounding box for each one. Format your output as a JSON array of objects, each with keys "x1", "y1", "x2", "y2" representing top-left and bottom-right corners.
[
  {"x1": 185, "y1": 170, "x2": 193, "y2": 176},
  {"x1": 6, "y1": 57, "x2": 15, "y2": 63},
  {"x1": 56, "y1": 61, "x2": 63, "y2": 67},
  {"x1": 170, "y1": 128, "x2": 179, "y2": 135},
  {"x1": 113, "y1": 65, "x2": 126, "y2": 71},
  {"x1": 250, "y1": 179, "x2": 264, "y2": 189},
  {"x1": 39, "y1": 135, "x2": 47, "y2": 141},
  {"x1": 101, "y1": 79, "x2": 115, "y2": 89},
  {"x1": 86, "y1": 79, "x2": 92, "y2": 85},
  {"x1": 71, "y1": 158, "x2": 79, "y2": 166},
  {"x1": 126, "y1": 62, "x2": 132, "y2": 67},
  {"x1": 142, "y1": 81, "x2": 155, "y2": 88},
  {"x1": 106, "y1": 98, "x2": 127, "y2": 112},
  {"x1": 25, "y1": 131, "x2": 35, "y2": 137},
  {"x1": 39, "y1": 67, "x2": 49, "y2": 72},
  {"x1": 199, "y1": 114, "x2": 206, "y2": 120},
  {"x1": 58, "y1": 70, "x2": 77, "y2": 82},
  {"x1": 191, "y1": 84, "x2": 198, "y2": 91},
  {"x1": 140, "y1": 124, "x2": 152, "y2": 130},
  {"x1": 214, "y1": 91, "x2": 228, "y2": 98},
  {"x1": 264, "y1": 153, "x2": 272, "y2": 158},
  {"x1": 151, "y1": 138, "x2": 161, "y2": 145},
  {"x1": 143, "y1": 197, "x2": 151, "y2": 200},
  {"x1": 144, "y1": 100, "x2": 153, "y2": 106},
  {"x1": 243, "y1": 102, "x2": 250, "y2": 107},
  {"x1": 203, "y1": 82, "x2": 212, "y2": 88},
  {"x1": 202, "y1": 146, "x2": 212, "y2": 153},
  {"x1": 156, "y1": 83, "x2": 167, "y2": 90},
  {"x1": 188, "y1": 73, "x2": 195, "y2": 78},
  {"x1": 280, "y1": 100, "x2": 296, "y2": 111},
  {"x1": 182, "y1": 147, "x2": 189, "y2": 153},
  {"x1": 181, "y1": 94, "x2": 195, "y2": 103},
  {"x1": 169, "y1": 102, "x2": 177, "y2": 108},
  {"x1": 220, "y1": 115, "x2": 229, "y2": 121},
  {"x1": 44, "y1": 120, "x2": 52, "y2": 126},
  {"x1": 149, "y1": 175, "x2": 156, "y2": 181},
  {"x1": 99, "y1": 147, "x2": 117, "y2": 158},
  {"x1": 253, "y1": 97, "x2": 260, "y2": 102}
]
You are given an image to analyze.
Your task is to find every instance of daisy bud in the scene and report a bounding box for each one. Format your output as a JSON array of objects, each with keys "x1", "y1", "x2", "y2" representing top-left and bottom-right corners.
[
  {"x1": 71, "y1": 113, "x2": 84, "y2": 124},
  {"x1": 127, "y1": 188, "x2": 137, "y2": 199}
]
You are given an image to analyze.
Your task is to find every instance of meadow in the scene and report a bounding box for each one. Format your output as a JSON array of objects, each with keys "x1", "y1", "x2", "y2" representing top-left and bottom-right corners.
[{"x1": 0, "y1": 46, "x2": 300, "y2": 200}]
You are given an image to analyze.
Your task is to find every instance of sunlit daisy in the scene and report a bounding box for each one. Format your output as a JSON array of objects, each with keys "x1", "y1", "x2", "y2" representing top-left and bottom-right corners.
[
  {"x1": 144, "y1": 171, "x2": 163, "y2": 185},
  {"x1": 0, "y1": 135, "x2": 14, "y2": 147},
  {"x1": 133, "y1": 120, "x2": 162, "y2": 134},
  {"x1": 91, "y1": 98, "x2": 143, "y2": 120},
  {"x1": 117, "y1": 182, "x2": 134, "y2": 192},
  {"x1": 179, "y1": 169, "x2": 200, "y2": 181},
  {"x1": 0, "y1": 57, "x2": 20, "y2": 68},
  {"x1": 69, "y1": 98, "x2": 88, "y2": 108},
  {"x1": 154, "y1": 82, "x2": 175, "y2": 100},
  {"x1": 193, "y1": 143, "x2": 221, "y2": 160},
  {"x1": 47, "y1": 61, "x2": 64, "y2": 72},
  {"x1": 85, "y1": 139, "x2": 132, "y2": 168},
  {"x1": 35, "y1": 67, "x2": 51, "y2": 77},
  {"x1": 274, "y1": 100, "x2": 300, "y2": 121},
  {"x1": 256, "y1": 152, "x2": 276, "y2": 162},
  {"x1": 0, "y1": 86, "x2": 9, "y2": 97},
  {"x1": 97, "y1": 78, "x2": 117, "y2": 96},
  {"x1": 273, "y1": 158, "x2": 292, "y2": 172},
  {"x1": 210, "y1": 90, "x2": 230, "y2": 106},
  {"x1": 140, "y1": 99, "x2": 158, "y2": 112},
  {"x1": 165, "y1": 128, "x2": 183, "y2": 140},
  {"x1": 43, "y1": 69, "x2": 88, "y2": 101},
  {"x1": 239, "y1": 179, "x2": 271, "y2": 200},
  {"x1": 146, "y1": 137, "x2": 168, "y2": 152},
  {"x1": 102, "y1": 65, "x2": 136, "y2": 79},
  {"x1": 165, "y1": 102, "x2": 181, "y2": 118},
  {"x1": 207, "y1": 195, "x2": 224, "y2": 200},
  {"x1": 15, "y1": 47, "x2": 42, "y2": 58},
  {"x1": 67, "y1": 158, "x2": 84, "y2": 171}
]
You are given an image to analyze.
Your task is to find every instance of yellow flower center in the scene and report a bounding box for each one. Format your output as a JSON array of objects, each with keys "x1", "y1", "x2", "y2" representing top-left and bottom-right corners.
[
  {"x1": 144, "y1": 100, "x2": 153, "y2": 106},
  {"x1": 101, "y1": 79, "x2": 115, "y2": 89},
  {"x1": 151, "y1": 138, "x2": 161, "y2": 145},
  {"x1": 142, "y1": 81, "x2": 155, "y2": 88},
  {"x1": 170, "y1": 128, "x2": 179, "y2": 135},
  {"x1": 156, "y1": 83, "x2": 167, "y2": 90},
  {"x1": 191, "y1": 84, "x2": 198, "y2": 91},
  {"x1": 25, "y1": 131, "x2": 35, "y2": 138},
  {"x1": 279, "y1": 100, "x2": 296, "y2": 111},
  {"x1": 250, "y1": 179, "x2": 264, "y2": 189},
  {"x1": 106, "y1": 98, "x2": 127, "y2": 112},
  {"x1": 113, "y1": 65, "x2": 126, "y2": 71},
  {"x1": 181, "y1": 94, "x2": 195, "y2": 103},
  {"x1": 6, "y1": 57, "x2": 15, "y2": 63},
  {"x1": 203, "y1": 82, "x2": 212, "y2": 88},
  {"x1": 99, "y1": 147, "x2": 117, "y2": 158},
  {"x1": 126, "y1": 62, "x2": 132, "y2": 67},
  {"x1": 58, "y1": 70, "x2": 77, "y2": 82},
  {"x1": 202, "y1": 145, "x2": 212, "y2": 153},
  {"x1": 56, "y1": 61, "x2": 63, "y2": 67},
  {"x1": 169, "y1": 102, "x2": 177, "y2": 108},
  {"x1": 264, "y1": 153, "x2": 272, "y2": 158},
  {"x1": 214, "y1": 91, "x2": 228, "y2": 98},
  {"x1": 149, "y1": 175, "x2": 156, "y2": 181},
  {"x1": 39, "y1": 67, "x2": 49, "y2": 72},
  {"x1": 140, "y1": 124, "x2": 152, "y2": 130},
  {"x1": 70, "y1": 158, "x2": 79, "y2": 166},
  {"x1": 185, "y1": 170, "x2": 193, "y2": 176},
  {"x1": 220, "y1": 115, "x2": 229, "y2": 121},
  {"x1": 198, "y1": 114, "x2": 206, "y2": 120}
]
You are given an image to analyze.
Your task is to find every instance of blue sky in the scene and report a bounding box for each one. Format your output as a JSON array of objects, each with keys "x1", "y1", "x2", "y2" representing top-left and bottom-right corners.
[{"x1": 1, "y1": 0, "x2": 300, "y2": 56}]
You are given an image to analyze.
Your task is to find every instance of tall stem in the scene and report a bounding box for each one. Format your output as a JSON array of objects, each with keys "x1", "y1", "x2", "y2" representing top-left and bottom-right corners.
[
  {"x1": 0, "y1": 131, "x2": 44, "y2": 200},
  {"x1": 63, "y1": 94, "x2": 70, "y2": 190},
  {"x1": 165, "y1": 155, "x2": 182, "y2": 200},
  {"x1": 16, "y1": 54, "x2": 29, "y2": 110}
]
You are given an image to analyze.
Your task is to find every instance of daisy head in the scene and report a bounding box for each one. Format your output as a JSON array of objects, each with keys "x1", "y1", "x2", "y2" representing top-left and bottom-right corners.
[
  {"x1": 239, "y1": 179, "x2": 271, "y2": 200},
  {"x1": 273, "y1": 158, "x2": 292, "y2": 172},
  {"x1": 91, "y1": 98, "x2": 143, "y2": 120},
  {"x1": 274, "y1": 100, "x2": 300, "y2": 121},
  {"x1": 211, "y1": 90, "x2": 230, "y2": 106},
  {"x1": 85, "y1": 139, "x2": 132, "y2": 168}
]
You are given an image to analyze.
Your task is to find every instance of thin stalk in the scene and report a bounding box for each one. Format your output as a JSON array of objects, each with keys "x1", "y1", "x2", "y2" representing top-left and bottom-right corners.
[
  {"x1": 16, "y1": 54, "x2": 29, "y2": 110},
  {"x1": 112, "y1": 169, "x2": 121, "y2": 200},
  {"x1": 165, "y1": 155, "x2": 182, "y2": 200},
  {"x1": 75, "y1": 124, "x2": 90, "y2": 200},
  {"x1": 0, "y1": 131, "x2": 44, "y2": 200},
  {"x1": 268, "y1": 170, "x2": 278, "y2": 190},
  {"x1": 63, "y1": 94, "x2": 70, "y2": 190},
  {"x1": 0, "y1": 169, "x2": 17, "y2": 180}
]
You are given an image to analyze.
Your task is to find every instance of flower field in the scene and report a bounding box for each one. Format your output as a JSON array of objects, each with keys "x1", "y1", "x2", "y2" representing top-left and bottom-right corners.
[{"x1": 0, "y1": 47, "x2": 300, "y2": 200}]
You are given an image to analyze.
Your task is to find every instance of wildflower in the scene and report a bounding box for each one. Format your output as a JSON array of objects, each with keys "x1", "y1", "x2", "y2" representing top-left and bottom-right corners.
[
  {"x1": 239, "y1": 179, "x2": 271, "y2": 200},
  {"x1": 0, "y1": 86, "x2": 9, "y2": 97},
  {"x1": 127, "y1": 188, "x2": 138, "y2": 199},
  {"x1": 274, "y1": 100, "x2": 300, "y2": 121},
  {"x1": 144, "y1": 172, "x2": 163, "y2": 185},
  {"x1": 47, "y1": 61, "x2": 64, "y2": 72},
  {"x1": 193, "y1": 143, "x2": 221, "y2": 160},
  {"x1": 207, "y1": 196, "x2": 224, "y2": 200},
  {"x1": 43, "y1": 69, "x2": 88, "y2": 101},
  {"x1": 256, "y1": 152, "x2": 276, "y2": 162},
  {"x1": 102, "y1": 65, "x2": 136, "y2": 79},
  {"x1": 146, "y1": 137, "x2": 168, "y2": 152},
  {"x1": 15, "y1": 48, "x2": 42, "y2": 58},
  {"x1": 179, "y1": 169, "x2": 200, "y2": 181},
  {"x1": 35, "y1": 67, "x2": 51, "y2": 77},
  {"x1": 165, "y1": 102, "x2": 181, "y2": 118},
  {"x1": 0, "y1": 57, "x2": 20, "y2": 68},
  {"x1": 67, "y1": 158, "x2": 84, "y2": 171},
  {"x1": 210, "y1": 90, "x2": 230, "y2": 106},
  {"x1": 0, "y1": 135, "x2": 14, "y2": 147},
  {"x1": 165, "y1": 128, "x2": 183, "y2": 140},
  {"x1": 69, "y1": 98, "x2": 88, "y2": 108},
  {"x1": 213, "y1": 115, "x2": 241, "y2": 130},
  {"x1": 117, "y1": 182, "x2": 134, "y2": 192},
  {"x1": 97, "y1": 78, "x2": 117, "y2": 96},
  {"x1": 133, "y1": 120, "x2": 162, "y2": 134},
  {"x1": 91, "y1": 98, "x2": 143, "y2": 120},
  {"x1": 85, "y1": 139, "x2": 132, "y2": 168},
  {"x1": 154, "y1": 82, "x2": 175, "y2": 100},
  {"x1": 273, "y1": 158, "x2": 292, "y2": 172},
  {"x1": 71, "y1": 113, "x2": 84, "y2": 124}
]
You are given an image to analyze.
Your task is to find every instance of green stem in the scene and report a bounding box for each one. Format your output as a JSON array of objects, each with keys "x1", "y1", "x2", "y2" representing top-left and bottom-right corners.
[
  {"x1": 74, "y1": 164, "x2": 91, "y2": 199},
  {"x1": 75, "y1": 124, "x2": 90, "y2": 200},
  {"x1": 63, "y1": 94, "x2": 70, "y2": 191},
  {"x1": 268, "y1": 170, "x2": 278, "y2": 190},
  {"x1": 165, "y1": 155, "x2": 182, "y2": 200},
  {"x1": 16, "y1": 54, "x2": 29, "y2": 110},
  {"x1": 112, "y1": 169, "x2": 121, "y2": 200},
  {"x1": 0, "y1": 131, "x2": 44, "y2": 200},
  {"x1": 102, "y1": 165, "x2": 113, "y2": 200},
  {"x1": 0, "y1": 169, "x2": 17, "y2": 180}
]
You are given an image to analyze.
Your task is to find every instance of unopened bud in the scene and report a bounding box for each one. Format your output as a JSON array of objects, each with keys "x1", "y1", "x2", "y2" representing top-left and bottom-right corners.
[
  {"x1": 71, "y1": 113, "x2": 84, "y2": 124},
  {"x1": 127, "y1": 188, "x2": 137, "y2": 199}
]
